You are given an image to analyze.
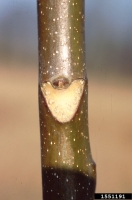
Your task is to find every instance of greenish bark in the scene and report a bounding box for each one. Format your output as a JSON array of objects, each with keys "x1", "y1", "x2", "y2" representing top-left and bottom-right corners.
[{"x1": 37, "y1": 0, "x2": 96, "y2": 199}]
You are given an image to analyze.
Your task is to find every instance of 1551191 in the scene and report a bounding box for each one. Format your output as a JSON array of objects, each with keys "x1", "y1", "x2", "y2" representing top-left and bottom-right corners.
[{"x1": 101, "y1": 194, "x2": 126, "y2": 199}]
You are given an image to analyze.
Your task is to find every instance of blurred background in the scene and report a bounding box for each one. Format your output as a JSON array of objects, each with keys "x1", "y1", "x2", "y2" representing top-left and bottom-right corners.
[{"x1": 0, "y1": 0, "x2": 132, "y2": 199}]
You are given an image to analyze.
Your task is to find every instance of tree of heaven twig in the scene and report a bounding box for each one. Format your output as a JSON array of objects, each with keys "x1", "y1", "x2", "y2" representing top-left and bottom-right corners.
[{"x1": 37, "y1": 0, "x2": 96, "y2": 199}]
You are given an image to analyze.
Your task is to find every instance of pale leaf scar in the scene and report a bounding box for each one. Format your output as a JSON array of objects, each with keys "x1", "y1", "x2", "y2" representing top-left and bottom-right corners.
[{"x1": 41, "y1": 75, "x2": 85, "y2": 123}]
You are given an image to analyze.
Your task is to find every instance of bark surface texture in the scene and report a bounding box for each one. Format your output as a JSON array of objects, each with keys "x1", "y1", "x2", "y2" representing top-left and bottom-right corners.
[{"x1": 38, "y1": 0, "x2": 96, "y2": 199}]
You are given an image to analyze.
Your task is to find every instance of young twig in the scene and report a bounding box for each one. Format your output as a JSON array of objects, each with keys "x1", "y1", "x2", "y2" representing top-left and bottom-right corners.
[{"x1": 37, "y1": 0, "x2": 96, "y2": 199}]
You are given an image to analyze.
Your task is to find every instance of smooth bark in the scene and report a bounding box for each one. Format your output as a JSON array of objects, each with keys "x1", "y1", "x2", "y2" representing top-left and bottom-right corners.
[{"x1": 37, "y1": 0, "x2": 96, "y2": 199}]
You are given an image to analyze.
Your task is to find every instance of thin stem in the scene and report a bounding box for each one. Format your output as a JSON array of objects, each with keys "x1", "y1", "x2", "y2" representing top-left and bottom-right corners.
[{"x1": 37, "y1": 0, "x2": 96, "y2": 199}]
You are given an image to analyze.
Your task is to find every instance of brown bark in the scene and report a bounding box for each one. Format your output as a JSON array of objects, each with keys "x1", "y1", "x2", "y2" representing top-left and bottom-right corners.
[{"x1": 37, "y1": 0, "x2": 96, "y2": 199}]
